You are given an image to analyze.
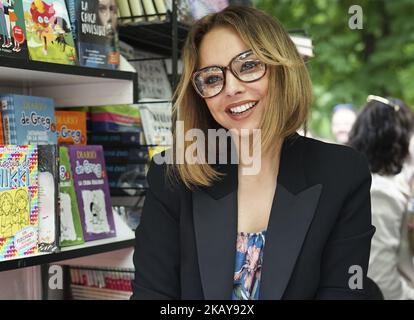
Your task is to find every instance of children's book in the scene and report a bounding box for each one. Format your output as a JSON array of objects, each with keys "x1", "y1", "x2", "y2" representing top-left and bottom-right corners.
[
  {"x1": 0, "y1": 145, "x2": 38, "y2": 261},
  {"x1": 38, "y1": 144, "x2": 59, "y2": 252},
  {"x1": 55, "y1": 110, "x2": 87, "y2": 144},
  {"x1": 0, "y1": 93, "x2": 57, "y2": 145},
  {"x1": 68, "y1": 144, "x2": 116, "y2": 241},
  {"x1": 0, "y1": 0, "x2": 29, "y2": 58},
  {"x1": 59, "y1": 146, "x2": 84, "y2": 246},
  {"x1": 22, "y1": 0, "x2": 78, "y2": 64}
]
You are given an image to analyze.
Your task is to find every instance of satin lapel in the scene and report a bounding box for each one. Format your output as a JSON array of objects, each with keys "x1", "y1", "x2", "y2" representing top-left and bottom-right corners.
[
  {"x1": 259, "y1": 183, "x2": 322, "y2": 300},
  {"x1": 192, "y1": 187, "x2": 237, "y2": 300}
]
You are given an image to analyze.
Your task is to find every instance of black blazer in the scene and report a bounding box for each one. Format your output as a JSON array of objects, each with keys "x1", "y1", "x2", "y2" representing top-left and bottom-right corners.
[{"x1": 131, "y1": 133, "x2": 377, "y2": 300}]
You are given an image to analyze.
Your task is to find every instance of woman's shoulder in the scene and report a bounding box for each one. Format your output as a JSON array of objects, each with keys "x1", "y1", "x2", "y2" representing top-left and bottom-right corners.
[{"x1": 296, "y1": 135, "x2": 371, "y2": 180}]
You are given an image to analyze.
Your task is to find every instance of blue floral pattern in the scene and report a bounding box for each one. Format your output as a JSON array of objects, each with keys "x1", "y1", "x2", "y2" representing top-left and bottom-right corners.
[{"x1": 232, "y1": 231, "x2": 266, "y2": 300}]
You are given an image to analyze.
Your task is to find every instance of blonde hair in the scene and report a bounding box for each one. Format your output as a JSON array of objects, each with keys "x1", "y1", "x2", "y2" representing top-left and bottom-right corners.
[{"x1": 167, "y1": 6, "x2": 312, "y2": 189}]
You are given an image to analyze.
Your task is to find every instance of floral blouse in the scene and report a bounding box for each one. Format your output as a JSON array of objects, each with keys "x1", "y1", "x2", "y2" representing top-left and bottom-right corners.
[{"x1": 232, "y1": 231, "x2": 266, "y2": 300}]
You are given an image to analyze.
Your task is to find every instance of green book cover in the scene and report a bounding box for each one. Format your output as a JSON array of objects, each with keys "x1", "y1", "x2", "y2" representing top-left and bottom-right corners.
[
  {"x1": 22, "y1": 0, "x2": 77, "y2": 64},
  {"x1": 59, "y1": 145, "x2": 84, "y2": 246}
]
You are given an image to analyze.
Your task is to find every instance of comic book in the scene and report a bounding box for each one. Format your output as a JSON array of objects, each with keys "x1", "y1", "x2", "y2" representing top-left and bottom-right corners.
[
  {"x1": 0, "y1": 145, "x2": 38, "y2": 261},
  {"x1": 59, "y1": 146, "x2": 84, "y2": 246},
  {"x1": 68, "y1": 144, "x2": 116, "y2": 241},
  {"x1": 22, "y1": 0, "x2": 77, "y2": 64},
  {"x1": 0, "y1": 0, "x2": 29, "y2": 58},
  {"x1": 55, "y1": 110, "x2": 87, "y2": 144},
  {"x1": 38, "y1": 144, "x2": 59, "y2": 252},
  {"x1": 0, "y1": 93, "x2": 57, "y2": 145}
]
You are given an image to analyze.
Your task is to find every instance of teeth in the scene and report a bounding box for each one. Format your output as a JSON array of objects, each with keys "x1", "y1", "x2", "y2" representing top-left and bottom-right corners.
[{"x1": 230, "y1": 102, "x2": 257, "y2": 114}]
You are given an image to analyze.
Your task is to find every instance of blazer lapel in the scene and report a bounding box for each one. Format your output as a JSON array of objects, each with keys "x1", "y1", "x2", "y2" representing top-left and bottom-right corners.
[{"x1": 192, "y1": 134, "x2": 323, "y2": 300}]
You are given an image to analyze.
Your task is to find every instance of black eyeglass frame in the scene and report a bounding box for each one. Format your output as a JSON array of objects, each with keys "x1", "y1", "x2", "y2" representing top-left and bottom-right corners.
[{"x1": 191, "y1": 50, "x2": 267, "y2": 99}]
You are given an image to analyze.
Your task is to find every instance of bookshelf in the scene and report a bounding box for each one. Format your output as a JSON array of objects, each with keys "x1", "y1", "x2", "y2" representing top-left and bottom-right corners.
[
  {"x1": 0, "y1": 58, "x2": 138, "y2": 276},
  {"x1": 0, "y1": 57, "x2": 137, "y2": 107}
]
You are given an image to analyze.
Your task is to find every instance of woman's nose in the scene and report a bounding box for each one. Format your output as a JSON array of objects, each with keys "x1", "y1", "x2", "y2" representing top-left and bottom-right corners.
[{"x1": 223, "y1": 69, "x2": 245, "y2": 97}]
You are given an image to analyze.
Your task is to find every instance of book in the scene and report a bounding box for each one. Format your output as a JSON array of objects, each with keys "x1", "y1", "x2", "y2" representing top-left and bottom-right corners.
[
  {"x1": 38, "y1": 144, "x2": 59, "y2": 252},
  {"x1": 55, "y1": 110, "x2": 87, "y2": 144},
  {"x1": 59, "y1": 146, "x2": 84, "y2": 246},
  {"x1": 22, "y1": 0, "x2": 78, "y2": 64},
  {"x1": 0, "y1": 145, "x2": 39, "y2": 261},
  {"x1": 131, "y1": 49, "x2": 172, "y2": 100},
  {"x1": 67, "y1": 0, "x2": 120, "y2": 69},
  {"x1": 0, "y1": 94, "x2": 57, "y2": 145},
  {"x1": 0, "y1": 0, "x2": 29, "y2": 59},
  {"x1": 89, "y1": 104, "x2": 142, "y2": 132},
  {"x1": 68, "y1": 145, "x2": 116, "y2": 241},
  {"x1": 0, "y1": 112, "x2": 4, "y2": 145},
  {"x1": 115, "y1": 0, "x2": 131, "y2": 24},
  {"x1": 289, "y1": 34, "x2": 314, "y2": 59},
  {"x1": 103, "y1": 146, "x2": 148, "y2": 163},
  {"x1": 87, "y1": 131, "x2": 145, "y2": 146},
  {"x1": 138, "y1": 100, "x2": 172, "y2": 146}
]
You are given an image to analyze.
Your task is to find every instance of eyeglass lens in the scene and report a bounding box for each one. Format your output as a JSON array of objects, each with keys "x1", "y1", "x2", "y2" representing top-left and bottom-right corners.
[{"x1": 194, "y1": 51, "x2": 266, "y2": 98}]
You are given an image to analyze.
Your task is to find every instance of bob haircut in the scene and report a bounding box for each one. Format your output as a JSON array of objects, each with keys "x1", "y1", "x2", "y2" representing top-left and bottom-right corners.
[
  {"x1": 168, "y1": 6, "x2": 313, "y2": 189},
  {"x1": 348, "y1": 97, "x2": 414, "y2": 176}
]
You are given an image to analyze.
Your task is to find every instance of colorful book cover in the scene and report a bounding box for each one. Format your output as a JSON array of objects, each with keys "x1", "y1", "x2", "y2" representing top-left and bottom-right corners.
[
  {"x1": 59, "y1": 146, "x2": 84, "y2": 246},
  {"x1": 38, "y1": 144, "x2": 59, "y2": 252},
  {"x1": 0, "y1": 93, "x2": 57, "y2": 145},
  {"x1": 55, "y1": 110, "x2": 87, "y2": 144},
  {"x1": 0, "y1": 145, "x2": 38, "y2": 260},
  {"x1": 0, "y1": 0, "x2": 29, "y2": 58},
  {"x1": 67, "y1": 0, "x2": 119, "y2": 69},
  {"x1": 89, "y1": 104, "x2": 141, "y2": 132},
  {"x1": 68, "y1": 144, "x2": 116, "y2": 241},
  {"x1": 22, "y1": 0, "x2": 77, "y2": 64}
]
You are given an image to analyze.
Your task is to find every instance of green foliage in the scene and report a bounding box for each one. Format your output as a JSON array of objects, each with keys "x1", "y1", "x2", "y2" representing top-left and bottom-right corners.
[{"x1": 255, "y1": 0, "x2": 414, "y2": 139}]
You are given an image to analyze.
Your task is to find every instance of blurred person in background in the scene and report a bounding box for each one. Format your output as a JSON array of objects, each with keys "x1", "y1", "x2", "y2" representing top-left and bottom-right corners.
[
  {"x1": 348, "y1": 95, "x2": 414, "y2": 299},
  {"x1": 331, "y1": 103, "x2": 357, "y2": 144}
]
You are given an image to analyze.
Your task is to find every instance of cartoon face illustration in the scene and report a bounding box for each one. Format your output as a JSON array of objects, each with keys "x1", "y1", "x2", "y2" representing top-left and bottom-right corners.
[
  {"x1": 30, "y1": 0, "x2": 55, "y2": 28},
  {"x1": 0, "y1": 193, "x2": 13, "y2": 215},
  {"x1": 15, "y1": 189, "x2": 28, "y2": 211}
]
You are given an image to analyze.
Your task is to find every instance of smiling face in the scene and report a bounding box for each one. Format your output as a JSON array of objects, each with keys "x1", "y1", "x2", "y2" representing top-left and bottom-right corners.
[{"x1": 198, "y1": 26, "x2": 269, "y2": 135}]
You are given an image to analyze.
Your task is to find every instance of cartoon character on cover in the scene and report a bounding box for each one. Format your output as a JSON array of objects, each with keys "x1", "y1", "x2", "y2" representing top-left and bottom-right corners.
[
  {"x1": 0, "y1": 0, "x2": 12, "y2": 48},
  {"x1": 7, "y1": 0, "x2": 22, "y2": 52},
  {"x1": 15, "y1": 188, "x2": 29, "y2": 230},
  {"x1": 30, "y1": 0, "x2": 56, "y2": 55},
  {"x1": 0, "y1": 192, "x2": 13, "y2": 238}
]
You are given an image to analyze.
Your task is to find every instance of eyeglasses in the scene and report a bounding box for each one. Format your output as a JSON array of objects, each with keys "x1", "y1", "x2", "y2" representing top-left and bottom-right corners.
[
  {"x1": 367, "y1": 95, "x2": 400, "y2": 112},
  {"x1": 192, "y1": 50, "x2": 267, "y2": 99}
]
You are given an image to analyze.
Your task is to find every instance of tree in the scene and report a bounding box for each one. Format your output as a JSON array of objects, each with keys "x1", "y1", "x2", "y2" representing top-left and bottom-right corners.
[{"x1": 255, "y1": 0, "x2": 414, "y2": 139}]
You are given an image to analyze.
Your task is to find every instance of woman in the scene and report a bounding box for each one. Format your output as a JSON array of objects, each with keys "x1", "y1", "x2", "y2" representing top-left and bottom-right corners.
[
  {"x1": 132, "y1": 6, "x2": 376, "y2": 300},
  {"x1": 348, "y1": 95, "x2": 414, "y2": 300}
]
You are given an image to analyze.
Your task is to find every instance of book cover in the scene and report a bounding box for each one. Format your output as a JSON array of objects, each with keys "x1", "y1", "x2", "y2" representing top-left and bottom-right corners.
[
  {"x1": 22, "y1": 0, "x2": 78, "y2": 64},
  {"x1": 68, "y1": 144, "x2": 116, "y2": 241},
  {"x1": 88, "y1": 131, "x2": 145, "y2": 146},
  {"x1": 67, "y1": 0, "x2": 120, "y2": 69},
  {"x1": 0, "y1": 0, "x2": 29, "y2": 58},
  {"x1": 89, "y1": 104, "x2": 141, "y2": 133},
  {"x1": 138, "y1": 100, "x2": 172, "y2": 146},
  {"x1": 0, "y1": 93, "x2": 57, "y2": 145},
  {"x1": 55, "y1": 110, "x2": 87, "y2": 144},
  {"x1": 38, "y1": 144, "x2": 59, "y2": 252},
  {"x1": 0, "y1": 112, "x2": 4, "y2": 145},
  {"x1": 59, "y1": 146, "x2": 84, "y2": 246},
  {"x1": 103, "y1": 146, "x2": 148, "y2": 163},
  {"x1": 0, "y1": 145, "x2": 39, "y2": 261}
]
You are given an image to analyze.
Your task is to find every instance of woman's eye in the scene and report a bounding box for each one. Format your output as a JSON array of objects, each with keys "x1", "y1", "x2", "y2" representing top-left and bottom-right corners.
[
  {"x1": 205, "y1": 75, "x2": 223, "y2": 85},
  {"x1": 240, "y1": 61, "x2": 260, "y2": 72}
]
